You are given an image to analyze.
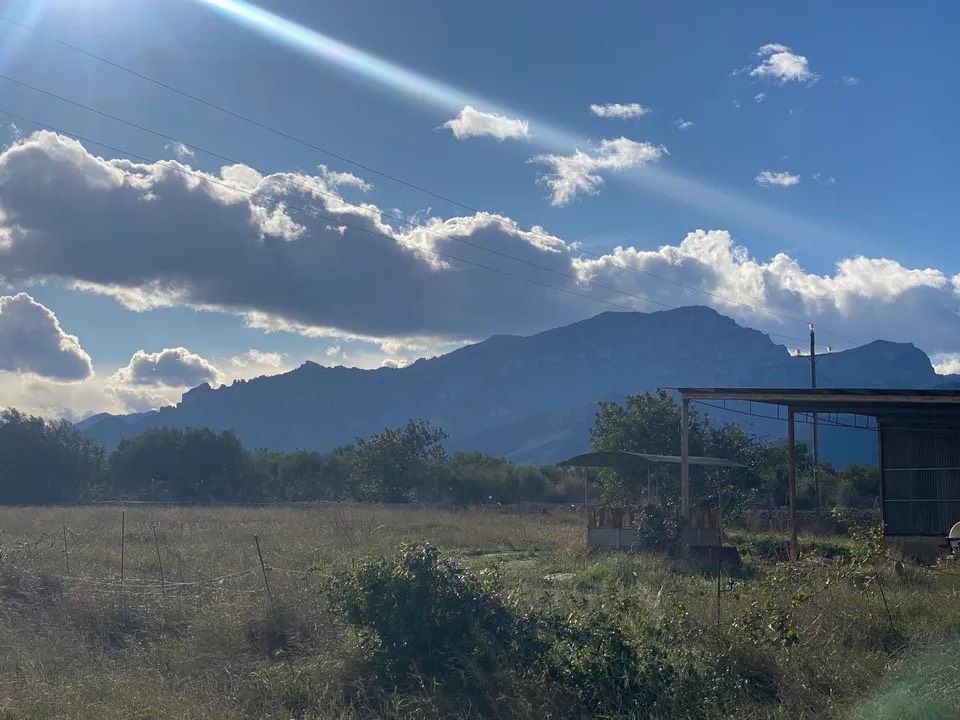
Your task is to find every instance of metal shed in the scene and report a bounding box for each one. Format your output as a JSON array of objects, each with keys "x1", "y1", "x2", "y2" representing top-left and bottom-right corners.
[{"x1": 671, "y1": 387, "x2": 960, "y2": 559}]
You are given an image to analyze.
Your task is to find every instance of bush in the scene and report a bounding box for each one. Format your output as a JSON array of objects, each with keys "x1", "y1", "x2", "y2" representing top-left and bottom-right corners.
[
  {"x1": 540, "y1": 611, "x2": 674, "y2": 715},
  {"x1": 327, "y1": 543, "x2": 537, "y2": 689},
  {"x1": 328, "y1": 543, "x2": 710, "y2": 717}
]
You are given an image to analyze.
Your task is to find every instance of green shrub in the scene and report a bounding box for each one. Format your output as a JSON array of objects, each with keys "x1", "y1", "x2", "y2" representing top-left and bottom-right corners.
[{"x1": 327, "y1": 543, "x2": 538, "y2": 688}]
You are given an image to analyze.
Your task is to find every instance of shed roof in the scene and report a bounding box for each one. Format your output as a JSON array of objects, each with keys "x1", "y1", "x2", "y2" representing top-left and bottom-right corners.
[
  {"x1": 668, "y1": 387, "x2": 960, "y2": 417},
  {"x1": 559, "y1": 450, "x2": 744, "y2": 472}
]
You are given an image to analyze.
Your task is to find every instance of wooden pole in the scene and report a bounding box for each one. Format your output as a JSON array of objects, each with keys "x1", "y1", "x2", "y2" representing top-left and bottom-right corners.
[
  {"x1": 120, "y1": 510, "x2": 125, "y2": 584},
  {"x1": 153, "y1": 524, "x2": 165, "y2": 596},
  {"x1": 810, "y1": 326, "x2": 821, "y2": 512},
  {"x1": 254, "y1": 534, "x2": 275, "y2": 610},
  {"x1": 788, "y1": 409, "x2": 798, "y2": 562},
  {"x1": 583, "y1": 471, "x2": 589, "y2": 548},
  {"x1": 62, "y1": 525, "x2": 70, "y2": 576},
  {"x1": 681, "y1": 398, "x2": 691, "y2": 522},
  {"x1": 716, "y1": 480, "x2": 722, "y2": 628}
]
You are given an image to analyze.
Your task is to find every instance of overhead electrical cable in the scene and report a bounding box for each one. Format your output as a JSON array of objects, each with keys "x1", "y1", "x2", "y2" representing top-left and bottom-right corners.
[{"x1": 0, "y1": 14, "x2": 861, "y2": 349}]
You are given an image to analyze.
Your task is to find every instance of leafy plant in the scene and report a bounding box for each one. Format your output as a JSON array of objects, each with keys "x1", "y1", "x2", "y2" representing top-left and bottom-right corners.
[{"x1": 327, "y1": 542, "x2": 537, "y2": 687}]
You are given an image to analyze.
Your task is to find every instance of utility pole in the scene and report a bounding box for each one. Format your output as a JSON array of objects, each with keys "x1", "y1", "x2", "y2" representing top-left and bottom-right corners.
[{"x1": 808, "y1": 324, "x2": 820, "y2": 512}]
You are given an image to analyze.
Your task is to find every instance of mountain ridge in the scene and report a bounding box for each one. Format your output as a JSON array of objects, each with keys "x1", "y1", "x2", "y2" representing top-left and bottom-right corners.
[{"x1": 80, "y1": 306, "x2": 942, "y2": 462}]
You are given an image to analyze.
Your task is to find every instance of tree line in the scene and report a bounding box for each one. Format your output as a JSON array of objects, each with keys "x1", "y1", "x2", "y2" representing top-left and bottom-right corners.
[{"x1": 0, "y1": 395, "x2": 879, "y2": 508}]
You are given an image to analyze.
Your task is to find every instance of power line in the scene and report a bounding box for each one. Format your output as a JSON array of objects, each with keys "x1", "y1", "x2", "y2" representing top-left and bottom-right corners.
[
  {"x1": 0, "y1": 73, "x2": 812, "y2": 348},
  {"x1": 0, "y1": 73, "x2": 673, "y2": 314},
  {"x1": 0, "y1": 107, "x2": 642, "y2": 316},
  {"x1": 692, "y1": 400, "x2": 878, "y2": 433},
  {"x1": 0, "y1": 14, "x2": 863, "y2": 349}
]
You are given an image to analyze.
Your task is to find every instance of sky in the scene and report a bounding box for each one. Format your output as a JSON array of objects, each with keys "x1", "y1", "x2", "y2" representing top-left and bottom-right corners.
[{"x1": 0, "y1": 0, "x2": 958, "y2": 418}]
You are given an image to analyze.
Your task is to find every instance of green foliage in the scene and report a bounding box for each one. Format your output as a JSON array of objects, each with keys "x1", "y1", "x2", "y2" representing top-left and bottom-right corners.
[
  {"x1": 630, "y1": 503, "x2": 684, "y2": 551},
  {"x1": 446, "y1": 451, "x2": 565, "y2": 504},
  {"x1": 110, "y1": 426, "x2": 245, "y2": 501},
  {"x1": 590, "y1": 392, "x2": 816, "y2": 513},
  {"x1": 327, "y1": 543, "x2": 537, "y2": 689},
  {"x1": 350, "y1": 420, "x2": 449, "y2": 502},
  {"x1": 541, "y1": 610, "x2": 674, "y2": 714},
  {"x1": 328, "y1": 543, "x2": 713, "y2": 716},
  {"x1": 0, "y1": 409, "x2": 107, "y2": 504}
]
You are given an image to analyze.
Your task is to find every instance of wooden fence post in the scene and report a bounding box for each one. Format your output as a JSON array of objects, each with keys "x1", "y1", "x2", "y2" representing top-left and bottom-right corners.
[
  {"x1": 62, "y1": 525, "x2": 70, "y2": 576},
  {"x1": 153, "y1": 524, "x2": 165, "y2": 596},
  {"x1": 254, "y1": 534, "x2": 275, "y2": 610},
  {"x1": 120, "y1": 511, "x2": 125, "y2": 585}
]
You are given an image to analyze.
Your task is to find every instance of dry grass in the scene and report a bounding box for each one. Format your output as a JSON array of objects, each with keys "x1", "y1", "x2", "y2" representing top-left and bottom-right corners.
[{"x1": 0, "y1": 504, "x2": 957, "y2": 719}]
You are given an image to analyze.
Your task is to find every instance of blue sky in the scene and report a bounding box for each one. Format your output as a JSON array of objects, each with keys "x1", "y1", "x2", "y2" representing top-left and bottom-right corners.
[{"x1": 0, "y1": 0, "x2": 958, "y2": 416}]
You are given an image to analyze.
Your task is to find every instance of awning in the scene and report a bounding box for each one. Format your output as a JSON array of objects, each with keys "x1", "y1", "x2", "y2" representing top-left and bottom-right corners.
[{"x1": 558, "y1": 450, "x2": 744, "y2": 472}]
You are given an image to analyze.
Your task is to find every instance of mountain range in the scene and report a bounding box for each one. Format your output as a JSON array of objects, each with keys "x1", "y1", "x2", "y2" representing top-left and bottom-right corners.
[{"x1": 80, "y1": 306, "x2": 953, "y2": 464}]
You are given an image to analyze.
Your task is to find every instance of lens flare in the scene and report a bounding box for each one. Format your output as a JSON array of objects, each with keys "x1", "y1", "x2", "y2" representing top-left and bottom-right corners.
[
  {"x1": 191, "y1": 0, "x2": 851, "y2": 252},
  {"x1": 192, "y1": 0, "x2": 578, "y2": 150},
  {"x1": 0, "y1": 0, "x2": 52, "y2": 74}
]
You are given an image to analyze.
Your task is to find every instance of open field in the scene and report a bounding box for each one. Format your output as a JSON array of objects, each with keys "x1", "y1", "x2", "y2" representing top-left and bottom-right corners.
[{"x1": 0, "y1": 504, "x2": 959, "y2": 719}]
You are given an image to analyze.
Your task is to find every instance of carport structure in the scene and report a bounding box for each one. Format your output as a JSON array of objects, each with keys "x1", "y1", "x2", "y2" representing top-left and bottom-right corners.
[
  {"x1": 559, "y1": 450, "x2": 744, "y2": 550},
  {"x1": 673, "y1": 388, "x2": 960, "y2": 560}
]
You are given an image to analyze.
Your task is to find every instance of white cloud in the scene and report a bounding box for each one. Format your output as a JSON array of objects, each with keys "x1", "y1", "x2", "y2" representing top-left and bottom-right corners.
[
  {"x1": 755, "y1": 170, "x2": 801, "y2": 188},
  {"x1": 674, "y1": 118, "x2": 694, "y2": 131},
  {"x1": 572, "y1": 229, "x2": 960, "y2": 353},
  {"x1": 812, "y1": 173, "x2": 836, "y2": 186},
  {"x1": 732, "y1": 100, "x2": 741, "y2": 109},
  {"x1": 839, "y1": 75, "x2": 860, "y2": 86},
  {"x1": 748, "y1": 43, "x2": 818, "y2": 85},
  {"x1": 754, "y1": 93, "x2": 767, "y2": 104},
  {"x1": 0, "y1": 292, "x2": 93, "y2": 381},
  {"x1": 112, "y1": 347, "x2": 220, "y2": 387},
  {"x1": 933, "y1": 356, "x2": 960, "y2": 375},
  {"x1": 165, "y1": 142, "x2": 195, "y2": 160},
  {"x1": 532, "y1": 137, "x2": 667, "y2": 205},
  {"x1": 589, "y1": 103, "x2": 650, "y2": 120},
  {"x1": 229, "y1": 349, "x2": 286, "y2": 369},
  {"x1": 317, "y1": 165, "x2": 371, "y2": 192},
  {"x1": 441, "y1": 106, "x2": 530, "y2": 141},
  {"x1": 4, "y1": 131, "x2": 960, "y2": 368}
]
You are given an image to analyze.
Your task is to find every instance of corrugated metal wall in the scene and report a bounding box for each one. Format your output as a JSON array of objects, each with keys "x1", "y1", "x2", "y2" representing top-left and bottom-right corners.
[{"x1": 881, "y1": 421, "x2": 960, "y2": 536}]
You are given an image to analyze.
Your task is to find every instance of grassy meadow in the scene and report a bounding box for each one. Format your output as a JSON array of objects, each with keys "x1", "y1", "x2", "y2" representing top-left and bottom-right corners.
[{"x1": 0, "y1": 504, "x2": 958, "y2": 719}]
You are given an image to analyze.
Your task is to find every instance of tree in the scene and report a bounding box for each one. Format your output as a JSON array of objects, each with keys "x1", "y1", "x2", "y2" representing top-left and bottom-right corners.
[
  {"x1": 589, "y1": 392, "x2": 708, "y2": 505},
  {"x1": 0, "y1": 409, "x2": 107, "y2": 504},
  {"x1": 350, "y1": 420, "x2": 448, "y2": 502},
  {"x1": 110, "y1": 427, "x2": 245, "y2": 501}
]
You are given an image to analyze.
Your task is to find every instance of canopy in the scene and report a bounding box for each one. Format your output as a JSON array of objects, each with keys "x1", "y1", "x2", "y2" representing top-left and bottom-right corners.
[{"x1": 558, "y1": 451, "x2": 744, "y2": 473}]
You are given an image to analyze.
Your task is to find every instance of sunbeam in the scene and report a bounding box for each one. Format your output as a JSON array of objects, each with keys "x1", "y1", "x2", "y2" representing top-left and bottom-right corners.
[{"x1": 191, "y1": 0, "x2": 857, "y2": 252}]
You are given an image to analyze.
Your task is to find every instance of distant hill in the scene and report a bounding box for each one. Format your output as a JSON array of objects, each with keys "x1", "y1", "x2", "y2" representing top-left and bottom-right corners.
[{"x1": 80, "y1": 306, "x2": 944, "y2": 464}]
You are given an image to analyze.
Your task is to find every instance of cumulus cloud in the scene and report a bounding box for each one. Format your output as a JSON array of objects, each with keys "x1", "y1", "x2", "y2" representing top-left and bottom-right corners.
[
  {"x1": 839, "y1": 75, "x2": 860, "y2": 86},
  {"x1": 755, "y1": 170, "x2": 801, "y2": 188},
  {"x1": 812, "y1": 173, "x2": 836, "y2": 186},
  {"x1": 112, "y1": 347, "x2": 220, "y2": 387},
  {"x1": 165, "y1": 142, "x2": 195, "y2": 160},
  {"x1": 532, "y1": 137, "x2": 667, "y2": 205},
  {"x1": 316, "y1": 165, "x2": 371, "y2": 192},
  {"x1": 3, "y1": 131, "x2": 960, "y2": 360},
  {"x1": 571, "y1": 229, "x2": 960, "y2": 353},
  {"x1": 589, "y1": 103, "x2": 650, "y2": 119},
  {"x1": 442, "y1": 106, "x2": 530, "y2": 141},
  {"x1": 933, "y1": 356, "x2": 960, "y2": 376},
  {"x1": 754, "y1": 93, "x2": 767, "y2": 104},
  {"x1": 230, "y1": 349, "x2": 286, "y2": 369},
  {"x1": 0, "y1": 292, "x2": 93, "y2": 381},
  {"x1": 748, "y1": 43, "x2": 818, "y2": 85},
  {"x1": 674, "y1": 119, "x2": 695, "y2": 131}
]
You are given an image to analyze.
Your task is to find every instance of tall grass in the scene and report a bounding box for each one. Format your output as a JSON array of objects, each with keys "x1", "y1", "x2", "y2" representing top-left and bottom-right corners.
[{"x1": 0, "y1": 504, "x2": 957, "y2": 718}]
